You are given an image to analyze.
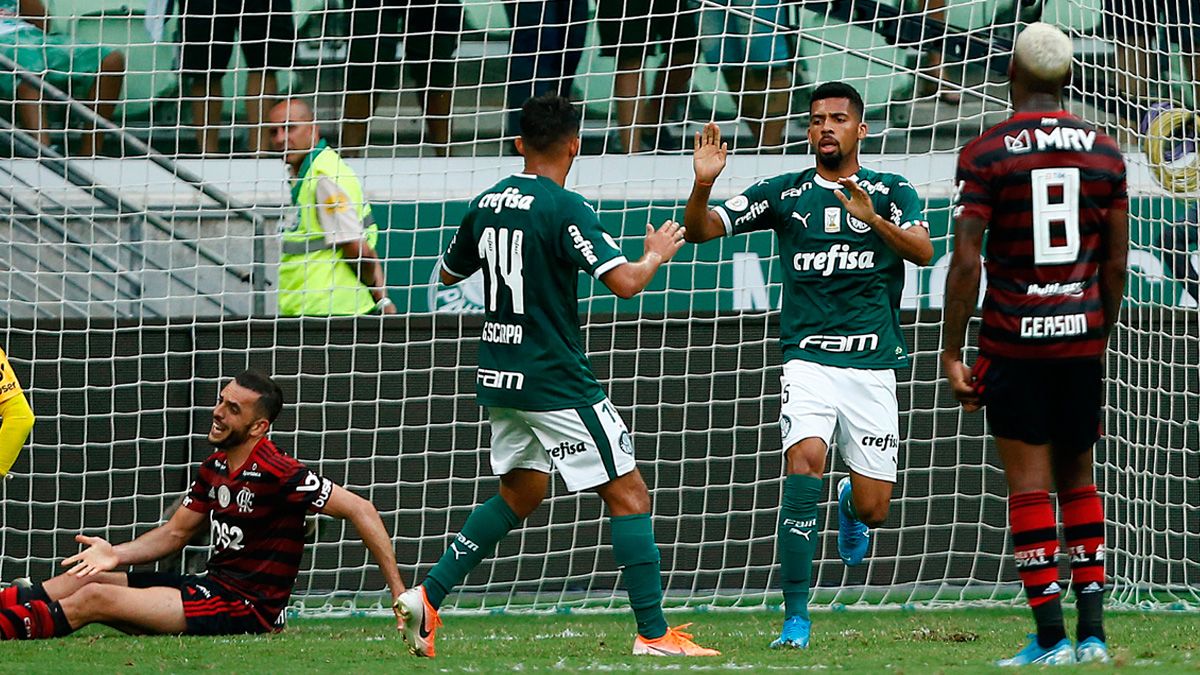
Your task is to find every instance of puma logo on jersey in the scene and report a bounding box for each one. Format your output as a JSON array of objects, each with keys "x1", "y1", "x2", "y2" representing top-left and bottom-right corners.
[{"x1": 790, "y1": 212, "x2": 810, "y2": 228}]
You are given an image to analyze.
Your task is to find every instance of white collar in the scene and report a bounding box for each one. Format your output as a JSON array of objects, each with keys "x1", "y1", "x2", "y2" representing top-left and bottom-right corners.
[
  {"x1": 513, "y1": 172, "x2": 538, "y2": 179},
  {"x1": 813, "y1": 172, "x2": 857, "y2": 189}
]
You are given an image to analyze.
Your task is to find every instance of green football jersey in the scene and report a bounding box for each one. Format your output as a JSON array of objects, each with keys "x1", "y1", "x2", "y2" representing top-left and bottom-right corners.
[
  {"x1": 713, "y1": 167, "x2": 927, "y2": 370},
  {"x1": 442, "y1": 173, "x2": 628, "y2": 411}
]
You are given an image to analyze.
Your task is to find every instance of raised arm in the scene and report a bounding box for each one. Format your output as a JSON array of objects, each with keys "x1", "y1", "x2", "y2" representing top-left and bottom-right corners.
[
  {"x1": 320, "y1": 483, "x2": 407, "y2": 626},
  {"x1": 940, "y1": 215, "x2": 986, "y2": 411},
  {"x1": 684, "y1": 123, "x2": 730, "y2": 243},
  {"x1": 63, "y1": 503, "x2": 207, "y2": 577},
  {"x1": 600, "y1": 220, "x2": 687, "y2": 300}
]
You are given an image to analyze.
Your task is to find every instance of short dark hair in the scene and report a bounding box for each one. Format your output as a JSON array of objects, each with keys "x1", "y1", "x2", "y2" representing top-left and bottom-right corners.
[
  {"x1": 519, "y1": 94, "x2": 581, "y2": 153},
  {"x1": 810, "y1": 81, "x2": 865, "y2": 120},
  {"x1": 233, "y1": 369, "x2": 284, "y2": 424}
]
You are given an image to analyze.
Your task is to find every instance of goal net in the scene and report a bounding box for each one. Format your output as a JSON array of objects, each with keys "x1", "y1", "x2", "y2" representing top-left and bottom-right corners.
[{"x1": 0, "y1": 0, "x2": 1197, "y2": 616}]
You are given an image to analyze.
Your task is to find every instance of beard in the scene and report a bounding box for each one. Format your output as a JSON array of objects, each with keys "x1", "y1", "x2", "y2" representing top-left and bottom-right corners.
[
  {"x1": 209, "y1": 423, "x2": 251, "y2": 449},
  {"x1": 816, "y1": 146, "x2": 845, "y2": 169}
]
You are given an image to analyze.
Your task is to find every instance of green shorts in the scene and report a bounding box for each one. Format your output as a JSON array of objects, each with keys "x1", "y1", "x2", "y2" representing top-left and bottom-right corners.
[{"x1": 0, "y1": 29, "x2": 115, "y2": 100}]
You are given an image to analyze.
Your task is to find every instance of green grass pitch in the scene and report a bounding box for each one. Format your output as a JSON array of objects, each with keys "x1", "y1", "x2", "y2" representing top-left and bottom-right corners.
[{"x1": 5, "y1": 608, "x2": 1197, "y2": 672}]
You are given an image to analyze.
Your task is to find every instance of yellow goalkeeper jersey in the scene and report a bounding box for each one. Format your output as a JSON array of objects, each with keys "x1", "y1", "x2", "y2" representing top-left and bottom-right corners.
[{"x1": 0, "y1": 347, "x2": 22, "y2": 405}]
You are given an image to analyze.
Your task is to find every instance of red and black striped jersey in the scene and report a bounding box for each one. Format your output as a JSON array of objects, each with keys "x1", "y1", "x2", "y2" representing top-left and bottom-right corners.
[
  {"x1": 182, "y1": 438, "x2": 333, "y2": 622},
  {"x1": 954, "y1": 110, "x2": 1127, "y2": 360}
]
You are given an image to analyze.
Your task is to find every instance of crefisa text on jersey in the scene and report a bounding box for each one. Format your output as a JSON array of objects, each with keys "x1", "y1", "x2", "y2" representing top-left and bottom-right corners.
[
  {"x1": 793, "y1": 243, "x2": 876, "y2": 276},
  {"x1": 478, "y1": 187, "x2": 535, "y2": 213},
  {"x1": 481, "y1": 321, "x2": 523, "y2": 344},
  {"x1": 567, "y1": 224, "x2": 598, "y2": 265}
]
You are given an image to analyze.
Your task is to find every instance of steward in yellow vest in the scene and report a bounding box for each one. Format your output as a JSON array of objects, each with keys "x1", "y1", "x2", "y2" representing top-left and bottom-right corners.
[{"x1": 268, "y1": 99, "x2": 395, "y2": 316}]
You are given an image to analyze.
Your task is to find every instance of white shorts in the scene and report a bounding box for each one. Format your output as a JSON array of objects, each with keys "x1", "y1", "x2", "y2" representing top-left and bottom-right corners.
[
  {"x1": 487, "y1": 398, "x2": 638, "y2": 492},
  {"x1": 779, "y1": 359, "x2": 900, "y2": 482}
]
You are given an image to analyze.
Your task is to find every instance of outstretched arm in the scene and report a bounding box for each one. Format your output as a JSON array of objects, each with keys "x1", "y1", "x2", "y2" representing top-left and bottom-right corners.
[
  {"x1": 63, "y1": 504, "x2": 207, "y2": 577},
  {"x1": 600, "y1": 220, "x2": 687, "y2": 299},
  {"x1": 321, "y1": 483, "x2": 406, "y2": 627},
  {"x1": 684, "y1": 123, "x2": 730, "y2": 243},
  {"x1": 940, "y1": 215, "x2": 986, "y2": 412}
]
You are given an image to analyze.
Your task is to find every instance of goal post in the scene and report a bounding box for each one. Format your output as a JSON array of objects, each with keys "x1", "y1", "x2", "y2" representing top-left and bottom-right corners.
[{"x1": 0, "y1": 0, "x2": 1197, "y2": 614}]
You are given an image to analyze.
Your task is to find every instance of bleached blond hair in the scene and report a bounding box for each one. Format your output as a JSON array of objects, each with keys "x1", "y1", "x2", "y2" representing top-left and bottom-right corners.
[{"x1": 1013, "y1": 22, "x2": 1074, "y2": 82}]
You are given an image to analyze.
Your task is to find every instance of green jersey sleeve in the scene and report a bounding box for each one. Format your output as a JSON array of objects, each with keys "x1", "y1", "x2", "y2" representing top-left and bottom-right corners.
[
  {"x1": 887, "y1": 176, "x2": 929, "y2": 231},
  {"x1": 441, "y1": 211, "x2": 480, "y2": 279},
  {"x1": 712, "y1": 178, "x2": 778, "y2": 236},
  {"x1": 561, "y1": 195, "x2": 628, "y2": 278}
]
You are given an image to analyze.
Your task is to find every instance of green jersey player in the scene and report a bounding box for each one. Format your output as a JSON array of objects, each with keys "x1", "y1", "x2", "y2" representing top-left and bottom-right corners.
[
  {"x1": 683, "y1": 82, "x2": 933, "y2": 650},
  {"x1": 395, "y1": 94, "x2": 718, "y2": 659}
]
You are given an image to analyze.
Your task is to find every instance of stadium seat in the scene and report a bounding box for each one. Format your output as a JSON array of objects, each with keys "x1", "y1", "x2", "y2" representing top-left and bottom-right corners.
[
  {"x1": 796, "y1": 0, "x2": 917, "y2": 122},
  {"x1": 461, "y1": 0, "x2": 511, "y2": 36},
  {"x1": 937, "y1": 0, "x2": 1021, "y2": 32},
  {"x1": 46, "y1": 0, "x2": 179, "y2": 120},
  {"x1": 1038, "y1": 0, "x2": 1103, "y2": 34},
  {"x1": 572, "y1": 11, "x2": 743, "y2": 127}
]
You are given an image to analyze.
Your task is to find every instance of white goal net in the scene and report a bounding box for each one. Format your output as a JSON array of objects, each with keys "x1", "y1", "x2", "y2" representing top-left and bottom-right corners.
[{"x1": 0, "y1": 0, "x2": 1196, "y2": 615}]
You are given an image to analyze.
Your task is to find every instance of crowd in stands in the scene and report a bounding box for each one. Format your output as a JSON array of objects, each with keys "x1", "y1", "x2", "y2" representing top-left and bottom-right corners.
[{"x1": 1, "y1": 0, "x2": 1192, "y2": 156}]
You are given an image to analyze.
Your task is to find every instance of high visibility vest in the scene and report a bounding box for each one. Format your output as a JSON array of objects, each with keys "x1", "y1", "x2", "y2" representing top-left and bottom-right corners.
[{"x1": 278, "y1": 141, "x2": 379, "y2": 316}]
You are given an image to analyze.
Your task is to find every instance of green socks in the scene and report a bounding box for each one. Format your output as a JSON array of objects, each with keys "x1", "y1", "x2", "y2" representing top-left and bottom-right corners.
[
  {"x1": 778, "y1": 474, "x2": 823, "y2": 620},
  {"x1": 611, "y1": 513, "x2": 669, "y2": 640},
  {"x1": 423, "y1": 495, "x2": 521, "y2": 610}
]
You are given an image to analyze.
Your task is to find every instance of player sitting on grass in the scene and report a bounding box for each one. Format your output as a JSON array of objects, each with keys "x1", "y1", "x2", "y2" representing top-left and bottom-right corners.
[
  {"x1": 0, "y1": 369, "x2": 406, "y2": 640},
  {"x1": 942, "y1": 23, "x2": 1127, "y2": 667},
  {"x1": 684, "y1": 82, "x2": 933, "y2": 650},
  {"x1": 394, "y1": 94, "x2": 719, "y2": 658}
]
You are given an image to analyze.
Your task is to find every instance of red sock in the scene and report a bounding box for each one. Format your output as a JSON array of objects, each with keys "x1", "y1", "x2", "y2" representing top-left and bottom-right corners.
[
  {"x1": 1061, "y1": 484, "x2": 1106, "y2": 593},
  {"x1": 0, "y1": 587, "x2": 16, "y2": 609},
  {"x1": 0, "y1": 601, "x2": 55, "y2": 640},
  {"x1": 1009, "y1": 491, "x2": 1062, "y2": 607}
]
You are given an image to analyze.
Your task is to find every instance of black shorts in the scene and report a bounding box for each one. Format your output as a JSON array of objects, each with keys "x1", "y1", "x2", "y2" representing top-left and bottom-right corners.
[
  {"x1": 345, "y1": 0, "x2": 462, "y2": 91},
  {"x1": 971, "y1": 355, "x2": 1103, "y2": 453},
  {"x1": 595, "y1": 0, "x2": 699, "y2": 60},
  {"x1": 179, "y1": 0, "x2": 297, "y2": 78},
  {"x1": 126, "y1": 571, "x2": 281, "y2": 635}
]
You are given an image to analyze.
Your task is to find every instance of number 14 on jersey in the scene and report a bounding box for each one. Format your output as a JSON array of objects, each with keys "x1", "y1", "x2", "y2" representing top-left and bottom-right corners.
[{"x1": 479, "y1": 226, "x2": 525, "y2": 314}]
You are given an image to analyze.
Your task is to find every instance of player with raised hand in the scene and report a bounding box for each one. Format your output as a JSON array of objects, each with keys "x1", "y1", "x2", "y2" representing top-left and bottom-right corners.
[
  {"x1": 942, "y1": 23, "x2": 1127, "y2": 667},
  {"x1": 684, "y1": 82, "x2": 933, "y2": 650},
  {"x1": 0, "y1": 370, "x2": 406, "y2": 640},
  {"x1": 395, "y1": 93, "x2": 717, "y2": 659}
]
